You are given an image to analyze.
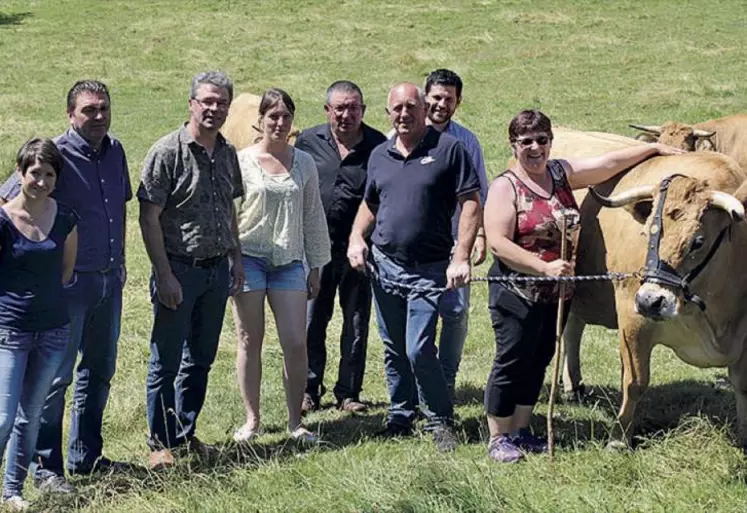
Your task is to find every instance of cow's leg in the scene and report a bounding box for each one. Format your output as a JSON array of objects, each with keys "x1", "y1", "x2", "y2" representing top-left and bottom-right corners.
[
  {"x1": 610, "y1": 325, "x2": 653, "y2": 450},
  {"x1": 728, "y1": 350, "x2": 747, "y2": 452},
  {"x1": 561, "y1": 311, "x2": 587, "y2": 401}
]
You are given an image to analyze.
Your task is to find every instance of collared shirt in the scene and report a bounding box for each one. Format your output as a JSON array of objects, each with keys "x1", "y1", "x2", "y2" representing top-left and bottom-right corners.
[
  {"x1": 365, "y1": 127, "x2": 479, "y2": 265},
  {"x1": 137, "y1": 124, "x2": 244, "y2": 259},
  {"x1": 444, "y1": 120, "x2": 488, "y2": 238},
  {"x1": 0, "y1": 129, "x2": 132, "y2": 272},
  {"x1": 295, "y1": 123, "x2": 386, "y2": 248}
]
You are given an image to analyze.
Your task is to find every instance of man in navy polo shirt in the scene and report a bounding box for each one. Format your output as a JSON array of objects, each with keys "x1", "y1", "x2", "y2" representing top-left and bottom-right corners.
[
  {"x1": 347, "y1": 82, "x2": 480, "y2": 452},
  {"x1": 0, "y1": 80, "x2": 131, "y2": 491}
]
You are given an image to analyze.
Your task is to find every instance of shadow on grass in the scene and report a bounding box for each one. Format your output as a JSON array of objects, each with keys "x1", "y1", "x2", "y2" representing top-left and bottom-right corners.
[
  {"x1": 0, "y1": 11, "x2": 32, "y2": 27},
  {"x1": 44, "y1": 412, "x2": 390, "y2": 510},
  {"x1": 457, "y1": 378, "x2": 737, "y2": 449}
]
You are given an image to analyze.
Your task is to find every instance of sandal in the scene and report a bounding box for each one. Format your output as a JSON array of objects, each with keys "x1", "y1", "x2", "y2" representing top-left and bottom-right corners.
[
  {"x1": 290, "y1": 427, "x2": 319, "y2": 444},
  {"x1": 233, "y1": 424, "x2": 260, "y2": 443}
]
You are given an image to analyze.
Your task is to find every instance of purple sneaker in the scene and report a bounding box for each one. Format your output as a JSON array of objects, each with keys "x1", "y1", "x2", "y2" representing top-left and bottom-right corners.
[
  {"x1": 487, "y1": 435, "x2": 524, "y2": 463},
  {"x1": 513, "y1": 428, "x2": 548, "y2": 454}
]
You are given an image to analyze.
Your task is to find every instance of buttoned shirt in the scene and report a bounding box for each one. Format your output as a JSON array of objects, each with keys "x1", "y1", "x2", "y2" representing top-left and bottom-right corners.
[
  {"x1": 365, "y1": 127, "x2": 479, "y2": 265},
  {"x1": 137, "y1": 125, "x2": 244, "y2": 259},
  {"x1": 295, "y1": 123, "x2": 386, "y2": 250},
  {"x1": 0, "y1": 129, "x2": 132, "y2": 272}
]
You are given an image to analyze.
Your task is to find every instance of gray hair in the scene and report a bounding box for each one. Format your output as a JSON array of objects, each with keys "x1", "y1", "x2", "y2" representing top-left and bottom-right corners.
[
  {"x1": 189, "y1": 70, "x2": 233, "y2": 102},
  {"x1": 325, "y1": 80, "x2": 364, "y2": 105}
]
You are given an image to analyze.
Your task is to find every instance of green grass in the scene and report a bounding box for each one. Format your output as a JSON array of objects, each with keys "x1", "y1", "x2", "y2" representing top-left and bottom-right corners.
[{"x1": 2, "y1": 0, "x2": 747, "y2": 511}]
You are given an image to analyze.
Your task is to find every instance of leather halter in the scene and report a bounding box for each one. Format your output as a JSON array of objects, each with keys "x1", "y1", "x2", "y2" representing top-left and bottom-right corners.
[{"x1": 642, "y1": 174, "x2": 732, "y2": 312}]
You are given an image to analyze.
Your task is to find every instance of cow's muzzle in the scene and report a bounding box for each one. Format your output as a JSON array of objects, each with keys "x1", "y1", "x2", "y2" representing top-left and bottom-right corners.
[{"x1": 634, "y1": 283, "x2": 678, "y2": 320}]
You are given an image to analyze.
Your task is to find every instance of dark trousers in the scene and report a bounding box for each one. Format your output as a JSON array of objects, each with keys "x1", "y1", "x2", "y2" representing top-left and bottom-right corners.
[
  {"x1": 146, "y1": 257, "x2": 229, "y2": 450},
  {"x1": 306, "y1": 250, "x2": 371, "y2": 403},
  {"x1": 484, "y1": 284, "x2": 567, "y2": 418}
]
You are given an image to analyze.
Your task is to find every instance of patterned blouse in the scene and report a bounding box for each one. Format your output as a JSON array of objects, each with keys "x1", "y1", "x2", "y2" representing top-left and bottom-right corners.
[
  {"x1": 235, "y1": 148, "x2": 331, "y2": 269},
  {"x1": 490, "y1": 159, "x2": 580, "y2": 303}
]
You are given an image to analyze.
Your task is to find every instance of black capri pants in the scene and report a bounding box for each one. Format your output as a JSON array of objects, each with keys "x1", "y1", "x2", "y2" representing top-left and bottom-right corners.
[{"x1": 484, "y1": 284, "x2": 568, "y2": 418}]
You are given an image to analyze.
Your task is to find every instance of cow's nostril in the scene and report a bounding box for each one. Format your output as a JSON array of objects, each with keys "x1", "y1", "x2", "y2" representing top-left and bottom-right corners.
[{"x1": 651, "y1": 295, "x2": 664, "y2": 311}]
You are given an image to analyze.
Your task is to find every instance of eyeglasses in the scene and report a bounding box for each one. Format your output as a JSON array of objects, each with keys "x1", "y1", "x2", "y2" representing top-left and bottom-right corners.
[
  {"x1": 192, "y1": 98, "x2": 230, "y2": 110},
  {"x1": 327, "y1": 103, "x2": 362, "y2": 116},
  {"x1": 514, "y1": 136, "x2": 551, "y2": 147}
]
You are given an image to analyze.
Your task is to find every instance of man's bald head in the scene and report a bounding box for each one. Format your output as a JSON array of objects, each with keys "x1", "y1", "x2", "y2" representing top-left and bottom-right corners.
[
  {"x1": 387, "y1": 82, "x2": 427, "y2": 140},
  {"x1": 387, "y1": 82, "x2": 425, "y2": 109}
]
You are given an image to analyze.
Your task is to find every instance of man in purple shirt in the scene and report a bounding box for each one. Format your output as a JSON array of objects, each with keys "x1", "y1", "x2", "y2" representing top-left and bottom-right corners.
[{"x1": 0, "y1": 80, "x2": 132, "y2": 493}]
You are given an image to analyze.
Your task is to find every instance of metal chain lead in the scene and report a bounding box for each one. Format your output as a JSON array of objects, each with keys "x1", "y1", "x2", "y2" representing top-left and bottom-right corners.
[{"x1": 365, "y1": 261, "x2": 640, "y2": 297}]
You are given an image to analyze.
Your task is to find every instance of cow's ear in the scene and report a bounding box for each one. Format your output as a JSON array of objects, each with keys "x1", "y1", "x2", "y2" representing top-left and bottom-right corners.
[
  {"x1": 695, "y1": 138, "x2": 715, "y2": 151},
  {"x1": 625, "y1": 199, "x2": 653, "y2": 224}
]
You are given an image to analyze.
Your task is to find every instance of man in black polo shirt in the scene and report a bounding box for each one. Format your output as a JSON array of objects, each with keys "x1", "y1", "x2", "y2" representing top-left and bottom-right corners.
[
  {"x1": 295, "y1": 81, "x2": 386, "y2": 413},
  {"x1": 347, "y1": 82, "x2": 480, "y2": 452}
]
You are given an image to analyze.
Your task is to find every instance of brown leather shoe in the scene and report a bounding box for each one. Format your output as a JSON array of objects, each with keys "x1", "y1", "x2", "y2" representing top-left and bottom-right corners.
[
  {"x1": 301, "y1": 393, "x2": 319, "y2": 415},
  {"x1": 148, "y1": 449, "x2": 175, "y2": 471},
  {"x1": 338, "y1": 398, "x2": 368, "y2": 413}
]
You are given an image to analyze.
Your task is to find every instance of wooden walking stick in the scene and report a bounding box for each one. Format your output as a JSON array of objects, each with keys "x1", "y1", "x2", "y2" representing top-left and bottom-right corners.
[{"x1": 547, "y1": 215, "x2": 569, "y2": 461}]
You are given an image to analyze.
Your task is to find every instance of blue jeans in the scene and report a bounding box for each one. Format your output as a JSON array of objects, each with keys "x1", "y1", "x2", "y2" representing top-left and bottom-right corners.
[
  {"x1": 0, "y1": 325, "x2": 69, "y2": 498},
  {"x1": 370, "y1": 246, "x2": 453, "y2": 429},
  {"x1": 32, "y1": 270, "x2": 122, "y2": 478},
  {"x1": 146, "y1": 257, "x2": 230, "y2": 450},
  {"x1": 438, "y1": 285, "x2": 470, "y2": 393},
  {"x1": 306, "y1": 249, "x2": 371, "y2": 403}
]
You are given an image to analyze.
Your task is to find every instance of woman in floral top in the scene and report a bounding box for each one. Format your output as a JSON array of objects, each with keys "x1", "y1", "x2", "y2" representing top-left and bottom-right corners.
[{"x1": 483, "y1": 110, "x2": 681, "y2": 463}]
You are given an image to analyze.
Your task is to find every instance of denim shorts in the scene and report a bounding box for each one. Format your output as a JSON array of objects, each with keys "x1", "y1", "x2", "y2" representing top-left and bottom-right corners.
[{"x1": 242, "y1": 254, "x2": 306, "y2": 292}]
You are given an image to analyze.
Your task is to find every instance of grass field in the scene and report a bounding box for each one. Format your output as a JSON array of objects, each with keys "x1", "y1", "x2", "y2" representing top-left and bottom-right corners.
[{"x1": 2, "y1": 0, "x2": 747, "y2": 511}]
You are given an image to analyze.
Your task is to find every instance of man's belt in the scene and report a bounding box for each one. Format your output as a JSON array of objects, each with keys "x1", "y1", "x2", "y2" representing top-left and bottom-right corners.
[{"x1": 167, "y1": 253, "x2": 227, "y2": 268}]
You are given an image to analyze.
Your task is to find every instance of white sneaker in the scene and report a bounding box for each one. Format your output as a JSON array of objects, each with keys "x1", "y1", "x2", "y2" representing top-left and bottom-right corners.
[{"x1": 3, "y1": 495, "x2": 30, "y2": 511}]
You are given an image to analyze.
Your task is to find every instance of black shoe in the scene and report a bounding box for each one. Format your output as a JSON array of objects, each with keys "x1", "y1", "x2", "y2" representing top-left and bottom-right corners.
[
  {"x1": 69, "y1": 456, "x2": 134, "y2": 476},
  {"x1": 432, "y1": 425, "x2": 458, "y2": 453},
  {"x1": 375, "y1": 423, "x2": 414, "y2": 438},
  {"x1": 33, "y1": 473, "x2": 74, "y2": 494}
]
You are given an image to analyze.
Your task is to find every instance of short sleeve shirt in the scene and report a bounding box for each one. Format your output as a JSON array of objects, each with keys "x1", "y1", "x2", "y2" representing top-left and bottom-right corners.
[
  {"x1": 0, "y1": 203, "x2": 78, "y2": 332},
  {"x1": 137, "y1": 125, "x2": 244, "y2": 259},
  {"x1": 365, "y1": 127, "x2": 479, "y2": 264},
  {"x1": 0, "y1": 129, "x2": 131, "y2": 272}
]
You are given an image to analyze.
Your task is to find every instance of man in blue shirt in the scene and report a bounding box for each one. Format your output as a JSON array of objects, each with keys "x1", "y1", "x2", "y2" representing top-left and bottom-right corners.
[
  {"x1": 347, "y1": 83, "x2": 481, "y2": 452},
  {"x1": 423, "y1": 69, "x2": 489, "y2": 398},
  {"x1": 0, "y1": 80, "x2": 132, "y2": 492}
]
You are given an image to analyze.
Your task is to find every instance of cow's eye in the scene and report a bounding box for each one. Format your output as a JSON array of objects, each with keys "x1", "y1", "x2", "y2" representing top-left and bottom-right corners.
[{"x1": 690, "y1": 235, "x2": 706, "y2": 253}]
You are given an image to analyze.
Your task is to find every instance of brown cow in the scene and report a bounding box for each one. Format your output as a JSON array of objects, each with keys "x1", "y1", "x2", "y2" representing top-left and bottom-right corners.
[
  {"x1": 551, "y1": 127, "x2": 747, "y2": 449},
  {"x1": 220, "y1": 93, "x2": 300, "y2": 151},
  {"x1": 630, "y1": 113, "x2": 747, "y2": 169}
]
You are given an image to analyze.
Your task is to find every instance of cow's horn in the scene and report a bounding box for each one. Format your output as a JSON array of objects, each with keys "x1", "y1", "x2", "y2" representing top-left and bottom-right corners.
[
  {"x1": 693, "y1": 129, "x2": 716, "y2": 138},
  {"x1": 588, "y1": 184, "x2": 655, "y2": 208},
  {"x1": 708, "y1": 191, "x2": 745, "y2": 221},
  {"x1": 629, "y1": 123, "x2": 662, "y2": 135}
]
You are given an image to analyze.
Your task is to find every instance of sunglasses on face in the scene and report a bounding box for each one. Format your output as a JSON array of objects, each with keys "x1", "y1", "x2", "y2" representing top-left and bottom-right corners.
[{"x1": 514, "y1": 136, "x2": 551, "y2": 147}]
